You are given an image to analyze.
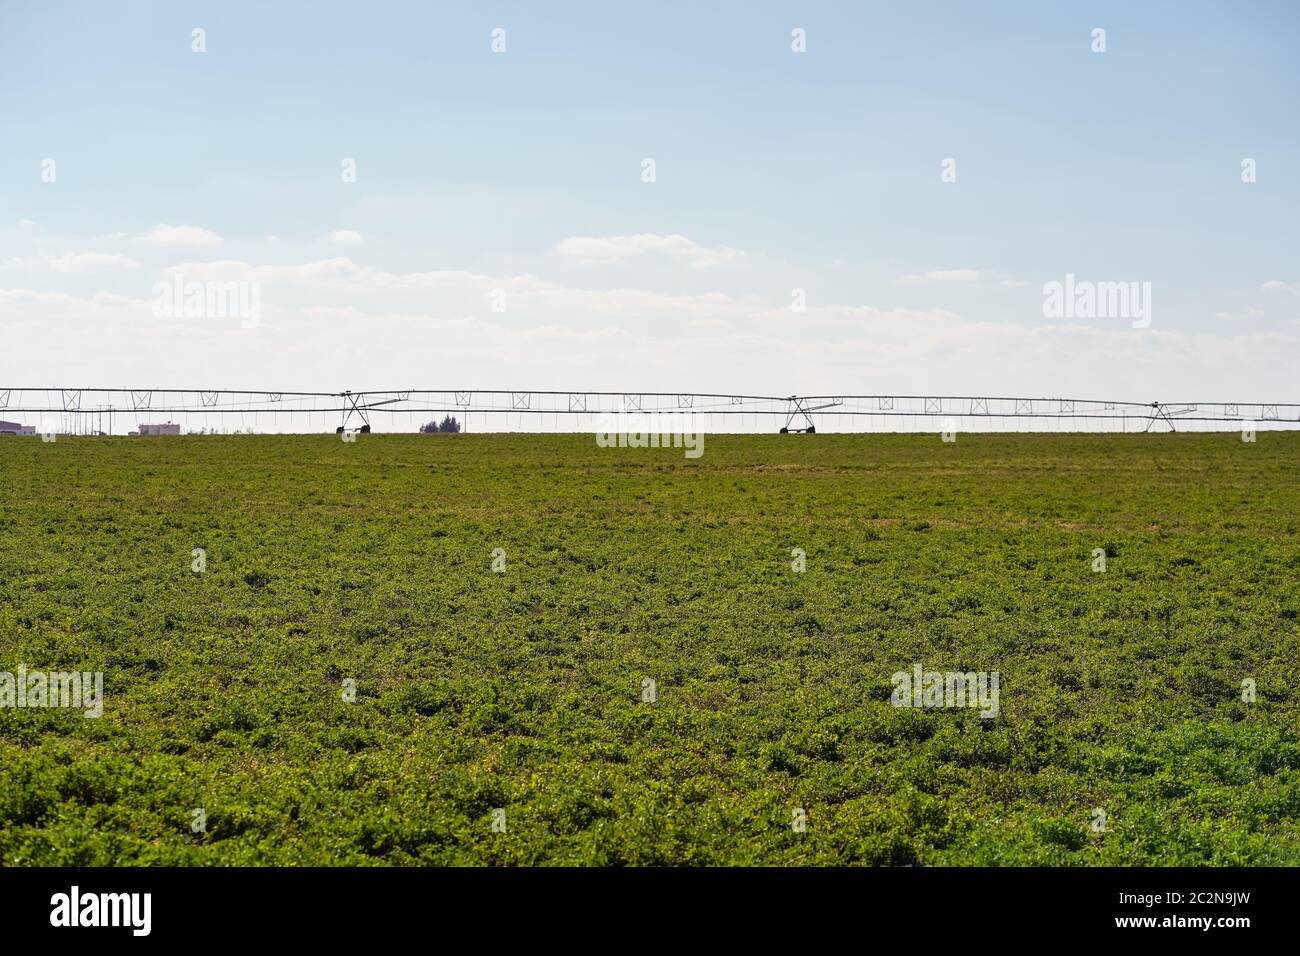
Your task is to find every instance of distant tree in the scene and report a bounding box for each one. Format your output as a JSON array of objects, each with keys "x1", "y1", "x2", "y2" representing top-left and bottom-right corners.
[{"x1": 420, "y1": 416, "x2": 462, "y2": 434}]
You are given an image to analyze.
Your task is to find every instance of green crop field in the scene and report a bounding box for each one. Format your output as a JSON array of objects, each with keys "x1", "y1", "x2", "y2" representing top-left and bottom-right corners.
[{"x1": 1, "y1": 432, "x2": 1298, "y2": 866}]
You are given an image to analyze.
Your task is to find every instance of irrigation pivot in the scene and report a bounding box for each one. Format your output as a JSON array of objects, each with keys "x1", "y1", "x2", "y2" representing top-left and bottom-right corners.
[{"x1": 0, "y1": 388, "x2": 1294, "y2": 435}]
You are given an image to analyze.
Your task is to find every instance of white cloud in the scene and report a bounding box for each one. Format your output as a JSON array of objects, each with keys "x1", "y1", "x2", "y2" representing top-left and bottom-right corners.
[
  {"x1": 163, "y1": 257, "x2": 759, "y2": 318},
  {"x1": 163, "y1": 257, "x2": 361, "y2": 283},
  {"x1": 1214, "y1": 308, "x2": 1264, "y2": 321},
  {"x1": 1260, "y1": 280, "x2": 1300, "y2": 295},
  {"x1": 139, "y1": 223, "x2": 224, "y2": 246},
  {"x1": 751, "y1": 303, "x2": 958, "y2": 326},
  {"x1": 3, "y1": 280, "x2": 1296, "y2": 399},
  {"x1": 897, "y1": 269, "x2": 984, "y2": 283},
  {"x1": 0, "y1": 287, "x2": 148, "y2": 313},
  {"x1": 556, "y1": 233, "x2": 743, "y2": 268},
  {"x1": 329, "y1": 229, "x2": 364, "y2": 244},
  {"x1": 17, "y1": 218, "x2": 35, "y2": 227},
  {"x1": 299, "y1": 305, "x2": 366, "y2": 321},
  {"x1": 999, "y1": 279, "x2": 1028, "y2": 289},
  {"x1": 44, "y1": 251, "x2": 142, "y2": 272}
]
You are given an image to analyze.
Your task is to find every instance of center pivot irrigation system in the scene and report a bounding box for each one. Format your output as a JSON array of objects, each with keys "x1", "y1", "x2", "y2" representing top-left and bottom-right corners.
[{"x1": 1, "y1": 388, "x2": 1296, "y2": 435}]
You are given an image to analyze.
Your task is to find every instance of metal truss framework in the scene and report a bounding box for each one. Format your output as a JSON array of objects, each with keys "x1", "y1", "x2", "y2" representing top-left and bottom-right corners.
[{"x1": 1, "y1": 389, "x2": 1297, "y2": 434}]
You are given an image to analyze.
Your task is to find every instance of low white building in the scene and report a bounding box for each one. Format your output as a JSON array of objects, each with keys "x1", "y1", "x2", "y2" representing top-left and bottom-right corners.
[
  {"x1": 0, "y1": 420, "x2": 37, "y2": 436},
  {"x1": 138, "y1": 422, "x2": 181, "y2": 436}
]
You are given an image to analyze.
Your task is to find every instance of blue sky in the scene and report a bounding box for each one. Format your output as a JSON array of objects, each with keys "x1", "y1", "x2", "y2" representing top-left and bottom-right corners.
[{"x1": 1, "y1": 0, "x2": 1297, "y2": 397}]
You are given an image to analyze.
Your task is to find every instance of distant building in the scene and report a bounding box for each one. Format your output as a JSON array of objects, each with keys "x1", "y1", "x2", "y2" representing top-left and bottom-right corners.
[
  {"x1": 0, "y1": 420, "x2": 37, "y2": 436},
  {"x1": 138, "y1": 422, "x2": 181, "y2": 436}
]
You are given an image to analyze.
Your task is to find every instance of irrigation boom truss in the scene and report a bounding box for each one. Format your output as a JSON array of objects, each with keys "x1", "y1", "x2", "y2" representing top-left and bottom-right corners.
[{"x1": 1, "y1": 388, "x2": 1296, "y2": 434}]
